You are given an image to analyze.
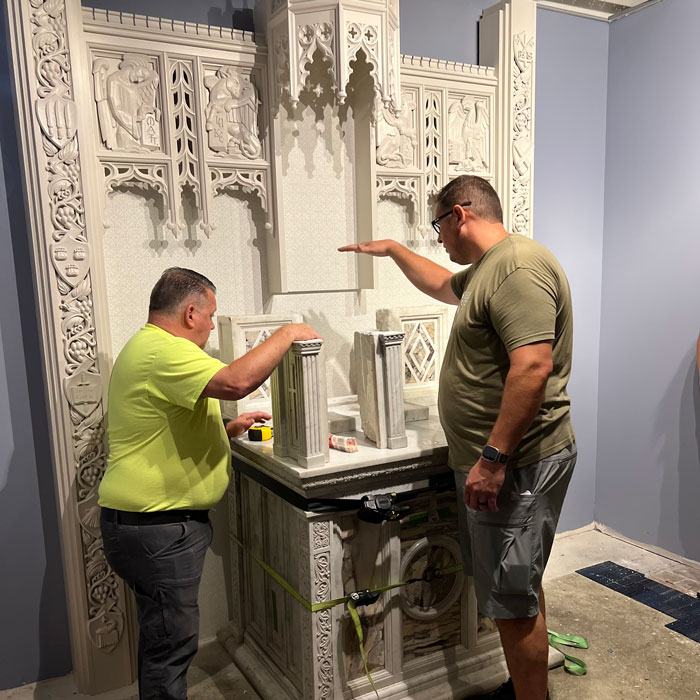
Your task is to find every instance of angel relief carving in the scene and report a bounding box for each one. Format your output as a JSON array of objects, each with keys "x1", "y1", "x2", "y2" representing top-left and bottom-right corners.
[
  {"x1": 376, "y1": 93, "x2": 416, "y2": 168},
  {"x1": 204, "y1": 67, "x2": 262, "y2": 159},
  {"x1": 448, "y1": 96, "x2": 489, "y2": 173},
  {"x1": 93, "y1": 54, "x2": 161, "y2": 152}
]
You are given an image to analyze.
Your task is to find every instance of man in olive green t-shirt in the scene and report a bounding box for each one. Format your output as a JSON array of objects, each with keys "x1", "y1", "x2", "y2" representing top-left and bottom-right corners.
[
  {"x1": 99, "y1": 267, "x2": 320, "y2": 700},
  {"x1": 340, "y1": 176, "x2": 575, "y2": 700}
]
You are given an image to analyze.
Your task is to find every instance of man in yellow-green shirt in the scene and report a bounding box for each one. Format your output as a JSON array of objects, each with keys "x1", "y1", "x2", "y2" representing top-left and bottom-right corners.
[
  {"x1": 340, "y1": 176, "x2": 575, "y2": 700},
  {"x1": 99, "y1": 267, "x2": 319, "y2": 700}
]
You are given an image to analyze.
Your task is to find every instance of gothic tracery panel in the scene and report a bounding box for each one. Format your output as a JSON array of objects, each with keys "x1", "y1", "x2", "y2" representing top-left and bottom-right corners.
[{"x1": 376, "y1": 305, "x2": 448, "y2": 399}]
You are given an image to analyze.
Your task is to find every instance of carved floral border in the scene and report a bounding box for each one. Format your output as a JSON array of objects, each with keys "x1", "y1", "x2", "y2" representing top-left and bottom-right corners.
[{"x1": 29, "y1": 0, "x2": 124, "y2": 654}]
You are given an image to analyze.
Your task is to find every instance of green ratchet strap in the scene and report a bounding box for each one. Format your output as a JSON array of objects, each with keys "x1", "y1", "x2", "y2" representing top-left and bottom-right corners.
[
  {"x1": 230, "y1": 533, "x2": 462, "y2": 694},
  {"x1": 230, "y1": 533, "x2": 346, "y2": 612},
  {"x1": 347, "y1": 599, "x2": 379, "y2": 696},
  {"x1": 230, "y1": 533, "x2": 588, "y2": 690},
  {"x1": 547, "y1": 630, "x2": 589, "y2": 675}
]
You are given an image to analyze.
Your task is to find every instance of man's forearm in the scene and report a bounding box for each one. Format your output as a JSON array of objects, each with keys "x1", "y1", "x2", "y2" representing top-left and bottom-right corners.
[
  {"x1": 487, "y1": 371, "x2": 548, "y2": 455},
  {"x1": 227, "y1": 326, "x2": 296, "y2": 396},
  {"x1": 389, "y1": 243, "x2": 455, "y2": 303}
]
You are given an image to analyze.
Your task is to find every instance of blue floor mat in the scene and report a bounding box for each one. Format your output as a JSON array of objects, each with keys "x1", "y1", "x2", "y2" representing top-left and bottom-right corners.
[{"x1": 576, "y1": 560, "x2": 700, "y2": 643}]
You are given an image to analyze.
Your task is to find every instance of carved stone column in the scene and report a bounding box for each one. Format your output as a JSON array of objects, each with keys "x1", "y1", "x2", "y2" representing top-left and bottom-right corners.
[
  {"x1": 4, "y1": 0, "x2": 135, "y2": 692},
  {"x1": 298, "y1": 518, "x2": 335, "y2": 700},
  {"x1": 271, "y1": 340, "x2": 329, "y2": 467},
  {"x1": 355, "y1": 331, "x2": 408, "y2": 449},
  {"x1": 480, "y1": 0, "x2": 536, "y2": 238}
]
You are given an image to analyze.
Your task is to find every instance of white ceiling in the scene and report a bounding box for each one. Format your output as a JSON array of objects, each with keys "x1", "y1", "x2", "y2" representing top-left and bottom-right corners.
[{"x1": 537, "y1": 0, "x2": 658, "y2": 20}]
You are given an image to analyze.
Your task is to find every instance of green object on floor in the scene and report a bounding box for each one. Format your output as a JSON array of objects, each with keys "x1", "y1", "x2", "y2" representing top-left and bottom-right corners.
[{"x1": 547, "y1": 629, "x2": 589, "y2": 675}]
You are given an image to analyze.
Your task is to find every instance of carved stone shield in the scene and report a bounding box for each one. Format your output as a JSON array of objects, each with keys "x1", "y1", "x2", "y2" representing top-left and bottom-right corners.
[
  {"x1": 64, "y1": 366, "x2": 102, "y2": 418},
  {"x1": 36, "y1": 93, "x2": 78, "y2": 148},
  {"x1": 50, "y1": 235, "x2": 90, "y2": 287}
]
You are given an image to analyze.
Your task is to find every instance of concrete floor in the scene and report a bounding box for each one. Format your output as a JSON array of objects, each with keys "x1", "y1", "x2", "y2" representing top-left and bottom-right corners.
[{"x1": 3, "y1": 527, "x2": 699, "y2": 700}]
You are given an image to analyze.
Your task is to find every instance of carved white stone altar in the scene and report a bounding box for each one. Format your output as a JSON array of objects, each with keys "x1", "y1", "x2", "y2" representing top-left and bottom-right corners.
[
  {"x1": 222, "y1": 415, "x2": 563, "y2": 700},
  {"x1": 355, "y1": 331, "x2": 407, "y2": 449},
  {"x1": 271, "y1": 340, "x2": 330, "y2": 467},
  {"x1": 4, "y1": 0, "x2": 538, "y2": 691}
]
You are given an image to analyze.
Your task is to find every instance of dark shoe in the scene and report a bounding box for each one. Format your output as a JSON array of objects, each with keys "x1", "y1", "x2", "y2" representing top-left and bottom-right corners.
[
  {"x1": 467, "y1": 679, "x2": 551, "y2": 699},
  {"x1": 467, "y1": 679, "x2": 516, "y2": 699}
]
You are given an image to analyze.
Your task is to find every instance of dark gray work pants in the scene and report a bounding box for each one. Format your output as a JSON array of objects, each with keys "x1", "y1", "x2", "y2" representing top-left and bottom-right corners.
[{"x1": 101, "y1": 509, "x2": 213, "y2": 700}]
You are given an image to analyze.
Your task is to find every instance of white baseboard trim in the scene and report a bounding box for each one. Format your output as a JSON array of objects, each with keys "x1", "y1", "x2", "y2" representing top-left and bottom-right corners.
[
  {"x1": 554, "y1": 521, "x2": 597, "y2": 540},
  {"x1": 592, "y1": 522, "x2": 700, "y2": 571}
]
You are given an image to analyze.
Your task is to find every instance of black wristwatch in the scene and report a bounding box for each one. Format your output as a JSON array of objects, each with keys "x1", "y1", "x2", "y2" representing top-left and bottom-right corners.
[{"x1": 481, "y1": 444, "x2": 510, "y2": 465}]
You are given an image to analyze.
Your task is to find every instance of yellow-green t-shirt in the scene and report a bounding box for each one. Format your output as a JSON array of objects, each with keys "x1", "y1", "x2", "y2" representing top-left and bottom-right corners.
[
  {"x1": 98, "y1": 323, "x2": 229, "y2": 511},
  {"x1": 438, "y1": 234, "x2": 575, "y2": 471}
]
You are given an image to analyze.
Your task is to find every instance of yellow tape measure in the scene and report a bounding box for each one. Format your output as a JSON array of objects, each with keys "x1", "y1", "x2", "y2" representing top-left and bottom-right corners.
[{"x1": 248, "y1": 424, "x2": 272, "y2": 441}]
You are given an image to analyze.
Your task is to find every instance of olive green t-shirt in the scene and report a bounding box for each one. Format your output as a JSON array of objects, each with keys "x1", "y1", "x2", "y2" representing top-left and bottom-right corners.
[
  {"x1": 98, "y1": 323, "x2": 230, "y2": 511},
  {"x1": 438, "y1": 234, "x2": 575, "y2": 471}
]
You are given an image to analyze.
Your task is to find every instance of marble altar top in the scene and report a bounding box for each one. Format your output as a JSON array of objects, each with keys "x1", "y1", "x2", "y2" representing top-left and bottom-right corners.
[{"x1": 230, "y1": 403, "x2": 450, "y2": 499}]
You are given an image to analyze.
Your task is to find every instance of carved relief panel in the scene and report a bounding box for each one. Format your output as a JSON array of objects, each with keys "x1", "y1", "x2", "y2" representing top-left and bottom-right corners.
[
  {"x1": 511, "y1": 31, "x2": 535, "y2": 236},
  {"x1": 376, "y1": 87, "x2": 417, "y2": 169},
  {"x1": 447, "y1": 93, "x2": 490, "y2": 175},
  {"x1": 92, "y1": 52, "x2": 162, "y2": 152},
  {"x1": 203, "y1": 65, "x2": 263, "y2": 160},
  {"x1": 377, "y1": 58, "x2": 497, "y2": 244},
  {"x1": 85, "y1": 16, "x2": 272, "y2": 242}
]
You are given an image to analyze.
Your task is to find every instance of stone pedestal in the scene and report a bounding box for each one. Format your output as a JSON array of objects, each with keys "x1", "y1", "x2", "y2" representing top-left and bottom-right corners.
[{"x1": 219, "y1": 417, "x2": 563, "y2": 700}]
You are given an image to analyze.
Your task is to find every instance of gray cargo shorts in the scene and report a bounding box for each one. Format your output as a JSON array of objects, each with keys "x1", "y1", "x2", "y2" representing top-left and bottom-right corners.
[{"x1": 454, "y1": 443, "x2": 577, "y2": 620}]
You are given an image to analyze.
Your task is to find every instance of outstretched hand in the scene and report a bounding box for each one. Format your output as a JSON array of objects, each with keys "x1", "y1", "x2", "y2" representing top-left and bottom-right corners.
[
  {"x1": 338, "y1": 240, "x2": 396, "y2": 257},
  {"x1": 226, "y1": 411, "x2": 272, "y2": 439}
]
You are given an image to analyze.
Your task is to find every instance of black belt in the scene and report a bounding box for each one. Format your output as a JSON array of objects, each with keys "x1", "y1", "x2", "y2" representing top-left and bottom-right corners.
[{"x1": 101, "y1": 507, "x2": 209, "y2": 525}]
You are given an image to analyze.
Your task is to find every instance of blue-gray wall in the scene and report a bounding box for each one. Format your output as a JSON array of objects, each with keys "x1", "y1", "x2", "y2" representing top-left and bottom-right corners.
[
  {"x1": 596, "y1": 0, "x2": 700, "y2": 560},
  {"x1": 0, "y1": 10, "x2": 72, "y2": 688},
  {"x1": 400, "y1": 0, "x2": 486, "y2": 65},
  {"x1": 534, "y1": 8, "x2": 608, "y2": 532},
  {"x1": 82, "y1": 0, "x2": 258, "y2": 31}
]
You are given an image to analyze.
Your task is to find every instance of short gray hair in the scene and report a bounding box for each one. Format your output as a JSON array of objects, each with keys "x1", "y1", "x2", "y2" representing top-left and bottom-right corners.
[{"x1": 148, "y1": 268, "x2": 216, "y2": 315}]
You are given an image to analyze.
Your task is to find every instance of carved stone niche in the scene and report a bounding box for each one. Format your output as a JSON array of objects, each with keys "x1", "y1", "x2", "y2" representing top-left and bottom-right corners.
[
  {"x1": 254, "y1": 0, "x2": 402, "y2": 294},
  {"x1": 256, "y1": 0, "x2": 401, "y2": 111},
  {"x1": 354, "y1": 330, "x2": 407, "y2": 449}
]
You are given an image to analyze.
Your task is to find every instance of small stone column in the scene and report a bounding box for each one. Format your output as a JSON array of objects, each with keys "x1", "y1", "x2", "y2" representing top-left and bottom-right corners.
[
  {"x1": 355, "y1": 331, "x2": 407, "y2": 449},
  {"x1": 271, "y1": 340, "x2": 329, "y2": 467}
]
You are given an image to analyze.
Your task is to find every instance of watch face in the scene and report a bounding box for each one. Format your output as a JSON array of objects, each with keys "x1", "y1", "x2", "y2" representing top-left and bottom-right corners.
[{"x1": 482, "y1": 445, "x2": 499, "y2": 462}]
